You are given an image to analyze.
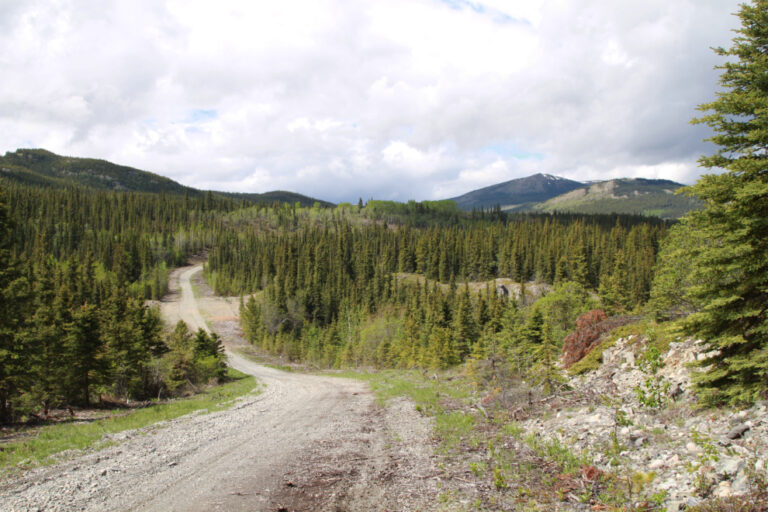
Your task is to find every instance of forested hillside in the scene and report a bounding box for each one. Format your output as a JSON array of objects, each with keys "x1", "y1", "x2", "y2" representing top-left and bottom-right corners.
[
  {"x1": 0, "y1": 184, "x2": 235, "y2": 423},
  {"x1": 449, "y1": 173, "x2": 583, "y2": 210},
  {"x1": 0, "y1": 176, "x2": 669, "y2": 424},
  {"x1": 450, "y1": 174, "x2": 699, "y2": 219},
  {"x1": 533, "y1": 178, "x2": 700, "y2": 219},
  {"x1": 0, "y1": 148, "x2": 331, "y2": 207},
  {"x1": 205, "y1": 201, "x2": 665, "y2": 369}
]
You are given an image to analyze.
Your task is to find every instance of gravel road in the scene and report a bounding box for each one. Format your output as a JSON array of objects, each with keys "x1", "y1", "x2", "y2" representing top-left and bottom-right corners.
[{"x1": 1, "y1": 266, "x2": 439, "y2": 511}]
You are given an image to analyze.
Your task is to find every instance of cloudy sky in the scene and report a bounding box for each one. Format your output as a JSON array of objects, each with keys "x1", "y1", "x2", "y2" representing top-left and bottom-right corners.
[{"x1": 0, "y1": 0, "x2": 743, "y2": 202}]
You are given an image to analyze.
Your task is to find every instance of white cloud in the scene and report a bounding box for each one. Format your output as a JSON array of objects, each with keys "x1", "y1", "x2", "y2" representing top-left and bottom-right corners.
[{"x1": 0, "y1": 0, "x2": 742, "y2": 202}]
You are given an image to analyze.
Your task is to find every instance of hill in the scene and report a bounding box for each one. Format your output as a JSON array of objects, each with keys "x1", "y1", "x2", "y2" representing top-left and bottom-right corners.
[
  {"x1": 448, "y1": 173, "x2": 699, "y2": 219},
  {"x1": 0, "y1": 148, "x2": 194, "y2": 195},
  {"x1": 449, "y1": 173, "x2": 584, "y2": 210},
  {"x1": 533, "y1": 178, "x2": 699, "y2": 219},
  {"x1": 0, "y1": 148, "x2": 332, "y2": 207},
  {"x1": 220, "y1": 190, "x2": 334, "y2": 208}
]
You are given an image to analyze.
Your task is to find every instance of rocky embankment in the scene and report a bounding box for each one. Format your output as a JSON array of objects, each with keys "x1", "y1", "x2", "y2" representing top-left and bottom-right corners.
[{"x1": 519, "y1": 336, "x2": 767, "y2": 511}]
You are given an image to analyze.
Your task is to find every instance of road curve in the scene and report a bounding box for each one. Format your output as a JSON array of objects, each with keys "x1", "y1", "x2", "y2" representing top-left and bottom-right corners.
[{"x1": 1, "y1": 265, "x2": 438, "y2": 512}]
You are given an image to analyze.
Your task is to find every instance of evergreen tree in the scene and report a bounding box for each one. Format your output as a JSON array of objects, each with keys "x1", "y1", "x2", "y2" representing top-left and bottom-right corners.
[
  {"x1": 0, "y1": 195, "x2": 30, "y2": 422},
  {"x1": 64, "y1": 303, "x2": 103, "y2": 406},
  {"x1": 682, "y1": 0, "x2": 768, "y2": 405},
  {"x1": 532, "y1": 324, "x2": 565, "y2": 395}
]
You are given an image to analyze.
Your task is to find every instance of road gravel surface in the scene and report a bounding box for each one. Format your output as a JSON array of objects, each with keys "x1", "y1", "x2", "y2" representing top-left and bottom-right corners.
[{"x1": 1, "y1": 265, "x2": 439, "y2": 511}]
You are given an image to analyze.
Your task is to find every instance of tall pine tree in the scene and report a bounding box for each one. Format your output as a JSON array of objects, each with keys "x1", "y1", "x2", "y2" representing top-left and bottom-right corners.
[{"x1": 684, "y1": 0, "x2": 768, "y2": 405}]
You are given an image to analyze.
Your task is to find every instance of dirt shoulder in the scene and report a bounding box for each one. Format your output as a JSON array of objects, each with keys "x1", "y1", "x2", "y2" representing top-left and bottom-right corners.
[{"x1": 0, "y1": 265, "x2": 440, "y2": 512}]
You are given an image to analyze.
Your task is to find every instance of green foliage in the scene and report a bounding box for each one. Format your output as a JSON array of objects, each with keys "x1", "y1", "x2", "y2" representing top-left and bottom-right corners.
[
  {"x1": 634, "y1": 345, "x2": 669, "y2": 409},
  {"x1": 0, "y1": 183, "x2": 241, "y2": 423},
  {"x1": 669, "y1": 0, "x2": 768, "y2": 406},
  {"x1": 648, "y1": 220, "x2": 706, "y2": 320},
  {"x1": 221, "y1": 206, "x2": 662, "y2": 371},
  {"x1": 533, "y1": 281, "x2": 598, "y2": 342},
  {"x1": 531, "y1": 326, "x2": 566, "y2": 395},
  {"x1": 158, "y1": 322, "x2": 227, "y2": 395},
  {"x1": 566, "y1": 336, "x2": 617, "y2": 376},
  {"x1": 436, "y1": 411, "x2": 475, "y2": 450},
  {"x1": 363, "y1": 199, "x2": 461, "y2": 225},
  {"x1": 524, "y1": 434, "x2": 590, "y2": 475}
]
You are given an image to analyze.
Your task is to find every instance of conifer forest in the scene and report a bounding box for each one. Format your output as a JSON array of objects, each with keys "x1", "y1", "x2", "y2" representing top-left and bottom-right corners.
[
  {"x1": 0, "y1": 178, "x2": 669, "y2": 423},
  {"x1": 6, "y1": 2, "x2": 768, "y2": 511}
]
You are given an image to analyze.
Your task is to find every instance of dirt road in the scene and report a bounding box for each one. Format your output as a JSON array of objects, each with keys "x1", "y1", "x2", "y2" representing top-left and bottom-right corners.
[{"x1": 1, "y1": 266, "x2": 439, "y2": 511}]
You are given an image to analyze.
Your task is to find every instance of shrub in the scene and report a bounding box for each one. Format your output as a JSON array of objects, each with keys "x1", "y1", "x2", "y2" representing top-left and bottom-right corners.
[{"x1": 561, "y1": 311, "x2": 639, "y2": 369}]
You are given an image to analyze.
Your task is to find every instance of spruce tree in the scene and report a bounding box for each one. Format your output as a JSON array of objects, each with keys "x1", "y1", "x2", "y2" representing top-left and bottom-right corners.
[
  {"x1": 685, "y1": 0, "x2": 768, "y2": 405},
  {"x1": 0, "y1": 195, "x2": 30, "y2": 422}
]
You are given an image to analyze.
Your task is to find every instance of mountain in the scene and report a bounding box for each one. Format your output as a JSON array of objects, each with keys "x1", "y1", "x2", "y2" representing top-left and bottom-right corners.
[
  {"x1": 0, "y1": 148, "x2": 332, "y2": 207},
  {"x1": 0, "y1": 148, "x2": 195, "y2": 195},
  {"x1": 533, "y1": 178, "x2": 699, "y2": 220},
  {"x1": 448, "y1": 173, "x2": 699, "y2": 219},
  {"x1": 449, "y1": 173, "x2": 584, "y2": 210}
]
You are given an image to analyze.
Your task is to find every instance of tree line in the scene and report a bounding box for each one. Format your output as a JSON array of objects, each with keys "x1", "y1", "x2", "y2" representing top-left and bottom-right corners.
[
  {"x1": 0, "y1": 185, "x2": 233, "y2": 423},
  {"x1": 205, "y1": 208, "x2": 664, "y2": 369}
]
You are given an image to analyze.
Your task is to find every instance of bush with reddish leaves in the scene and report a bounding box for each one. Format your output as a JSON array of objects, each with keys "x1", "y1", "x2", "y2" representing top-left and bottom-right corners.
[
  {"x1": 561, "y1": 310, "x2": 637, "y2": 368},
  {"x1": 561, "y1": 310, "x2": 607, "y2": 368}
]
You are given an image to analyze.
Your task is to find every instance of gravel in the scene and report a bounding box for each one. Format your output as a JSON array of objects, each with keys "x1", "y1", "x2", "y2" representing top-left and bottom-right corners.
[{"x1": 0, "y1": 266, "x2": 440, "y2": 512}]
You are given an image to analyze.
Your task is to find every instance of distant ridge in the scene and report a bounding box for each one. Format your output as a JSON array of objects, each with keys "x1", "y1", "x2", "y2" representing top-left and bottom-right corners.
[
  {"x1": 0, "y1": 148, "x2": 333, "y2": 207},
  {"x1": 450, "y1": 173, "x2": 584, "y2": 210},
  {"x1": 448, "y1": 174, "x2": 699, "y2": 219},
  {"x1": 533, "y1": 178, "x2": 698, "y2": 220},
  {"x1": 0, "y1": 148, "x2": 193, "y2": 195}
]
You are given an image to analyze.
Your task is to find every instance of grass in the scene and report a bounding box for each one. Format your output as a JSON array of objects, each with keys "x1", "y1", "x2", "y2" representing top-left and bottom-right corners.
[
  {"x1": 331, "y1": 366, "x2": 665, "y2": 509},
  {"x1": 568, "y1": 319, "x2": 680, "y2": 376},
  {"x1": 568, "y1": 337, "x2": 618, "y2": 375},
  {"x1": 0, "y1": 368, "x2": 258, "y2": 476},
  {"x1": 524, "y1": 434, "x2": 591, "y2": 475},
  {"x1": 332, "y1": 369, "x2": 470, "y2": 407},
  {"x1": 330, "y1": 368, "x2": 474, "y2": 450}
]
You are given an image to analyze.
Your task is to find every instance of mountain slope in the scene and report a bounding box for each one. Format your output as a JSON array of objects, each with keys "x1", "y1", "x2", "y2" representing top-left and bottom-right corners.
[
  {"x1": 219, "y1": 190, "x2": 334, "y2": 208},
  {"x1": 532, "y1": 178, "x2": 698, "y2": 219},
  {"x1": 450, "y1": 173, "x2": 584, "y2": 210},
  {"x1": 0, "y1": 148, "x2": 196, "y2": 195},
  {"x1": 0, "y1": 148, "x2": 332, "y2": 207}
]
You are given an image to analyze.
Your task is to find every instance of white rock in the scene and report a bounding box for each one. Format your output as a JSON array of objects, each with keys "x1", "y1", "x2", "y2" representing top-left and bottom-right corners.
[
  {"x1": 686, "y1": 442, "x2": 702, "y2": 455},
  {"x1": 666, "y1": 500, "x2": 684, "y2": 512},
  {"x1": 648, "y1": 458, "x2": 665, "y2": 470},
  {"x1": 713, "y1": 480, "x2": 732, "y2": 498},
  {"x1": 731, "y1": 471, "x2": 750, "y2": 495},
  {"x1": 658, "y1": 478, "x2": 677, "y2": 490},
  {"x1": 718, "y1": 456, "x2": 744, "y2": 477}
]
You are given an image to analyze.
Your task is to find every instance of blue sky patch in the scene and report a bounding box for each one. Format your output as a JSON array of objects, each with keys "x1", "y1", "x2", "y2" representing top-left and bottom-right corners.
[
  {"x1": 186, "y1": 109, "x2": 218, "y2": 123},
  {"x1": 437, "y1": 0, "x2": 529, "y2": 25},
  {"x1": 481, "y1": 140, "x2": 543, "y2": 160}
]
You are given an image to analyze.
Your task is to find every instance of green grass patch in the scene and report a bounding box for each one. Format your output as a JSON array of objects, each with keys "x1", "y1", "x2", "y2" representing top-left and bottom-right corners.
[
  {"x1": 0, "y1": 368, "x2": 257, "y2": 476},
  {"x1": 436, "y1": 411, "x2": 475, "y2": 449},
  {"x1": 332, "y1": 369, "x2": 470, "y2": 409},
  {"x1": 524, "y1": 434, "x2": 591, "y2": 475},
  {"x1": 568, "y1": 337, "x2": 618, "y2": 376},
  {"x1": 568, "y1": 319, "x2": 681, "y2": 376},
  {"x1": 330, "y1": 369, "x2": 475, "y2": 449}
]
